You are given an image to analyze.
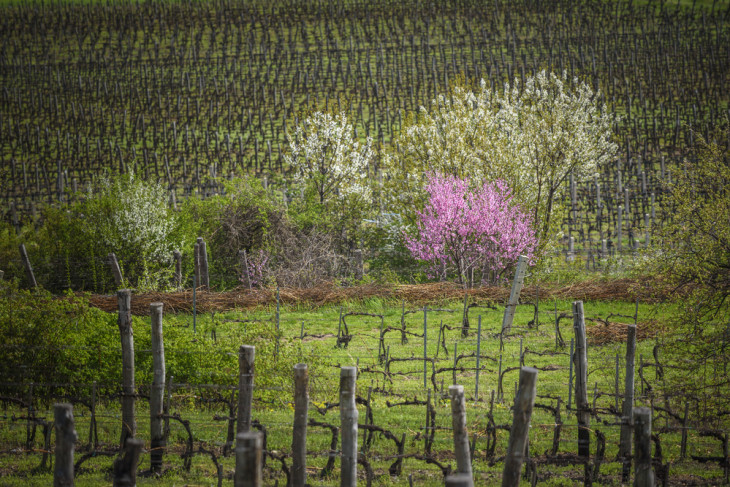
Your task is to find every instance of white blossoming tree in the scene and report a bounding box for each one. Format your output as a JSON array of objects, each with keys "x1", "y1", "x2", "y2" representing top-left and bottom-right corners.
[
  {"x1": 285, "y1": 111, "x2": 374, "y2": 205},
  {"x1": 82, "y1": 173, "x2": 179, "y2": 288},
  {"x1": 385, "y1": 70, "x2": 618, "y2": 248}
]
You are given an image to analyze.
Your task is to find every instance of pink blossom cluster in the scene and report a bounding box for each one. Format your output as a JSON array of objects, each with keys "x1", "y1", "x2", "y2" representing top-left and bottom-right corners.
[{"x1": 405, "y1": 172, "x2": 537, "y2": 284}]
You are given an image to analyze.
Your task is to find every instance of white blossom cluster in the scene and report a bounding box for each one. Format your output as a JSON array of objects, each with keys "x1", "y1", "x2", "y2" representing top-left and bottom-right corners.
[
  {"x1": 285, "y1": 111, "x2": 374, "y2": 204},
  {"x1": 389, "y1": 70, "x2": 618, "y2": 242},
  {"x1": 87, "y1": 173, "x2": 177, "y2": 266}
]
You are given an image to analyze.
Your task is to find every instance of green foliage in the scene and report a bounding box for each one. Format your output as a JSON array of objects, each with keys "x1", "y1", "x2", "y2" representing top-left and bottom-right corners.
[
  {"x1": 179, "y1": 176, "x2": 284, "y2": 288},
  {"x1": 0, "y1": 280, "x2": 322, "y2": 402},
  {"x1": 647, "y1": 124, "x2": 730, "y2": 419},
  {"x1": 0, "y1": 281, "x2": 121, "y2": 391}
]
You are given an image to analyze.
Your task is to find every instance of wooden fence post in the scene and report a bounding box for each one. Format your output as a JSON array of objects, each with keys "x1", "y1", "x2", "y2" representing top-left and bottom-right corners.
[
  {"x1": 150, "y1": 302, "x2": 165, "y2": 473},
  {"x1": 446, "y1": 473, "x2": 475, "y2": 487},
  {"x1": 291, "y1": 364, "x2": 309, "y2": 486},
  {"x1": 634, "y1": 407, "x2": 655, "y2": 487},
  {"x1": 54, "y1": 403, "x2": 76, "y2": 487},
  {"x1": 237, "y1": 345, "x2": 255, "y2": 434},
  {"x1": 197, "y1": 237, "x2": 209, "y2": 289},
  {"x1": 340, "y1": 366, "x2": 358, "y2": 487},
  {"x1": 502, "y1": 367, "x2": 538, "y2": 487},
  {"x1": 234, "y1": 431, "x2": 262, "y2": 487},
  {"x1": 112, "y1": 438, "x2": 143, "y2": 487},
  {"x1": 620, "y1": 324, "x2": 637, "y2": 482},
  {"x1": 19, "y1": 243, "x2": 37, "y2": 288},
  {"x1": 193, "y1": 242, "x2": 201, "y2": 289},
  {"x1": 572, "y1": 301, "x2": 590, "y2": 458},
  {"x1": 108, "y1": 252, "x2": 123, "y2": 288},
  {"x1": 501, "y1": 256, "x2": 527, "y2": 334},
  {"x1": 117, "y1": 289, "x2": 136, "y2": 448},
  {"x1": 449, "y1": 385, "x2": 473, "y2": 484}
]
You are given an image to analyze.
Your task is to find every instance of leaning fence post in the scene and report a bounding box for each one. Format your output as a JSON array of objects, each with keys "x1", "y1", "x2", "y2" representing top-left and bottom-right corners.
[
  {"x1": 291, "y1": 364, "x2": 309, "y2": 487},
  {"x1": 108, "y1": 252, "x2": 123, "y2": 288},
  {"x1": 634, "y1": 407, "x2": 655, "y2": 487},
  {"x1": 620, "y1": 324, "x2": 637, "y2": 482},
  {"x1": 340, "y1": 366, "x2": 358, "y2": 487},
  {"x1": 235, "y1": 431, "x2": 262, "y2": 487},
  {"x1": 117, "y1": 289, "x2": 136, "y2": 447},
  {"x1": 54, "y1": 403, "x2": 76, "y2": 487},
  {"x1": 501, "y1": 255, "x2": 527, "y2": 334},
  {"x1": 449, "y1": 385, "x2": 473, "y2": 484},
  {"x1": 19, "y1": 243, "x2": 37, "y2": 288},
  {"x1": 150, "y1": 302, "x2": 166, "y2": 473},
  {"x1": 237, "y1": 345, "x2": 255, "y2": 434},
  {"x1": 502, "y1": 367, "x2": 538, "y2": 487},
  {"x1": 572, "y1": 301, "x2": 590, "y2": 458},
  {"x1": 112, "y1": 438, "x2": 143, "y2": 487}
]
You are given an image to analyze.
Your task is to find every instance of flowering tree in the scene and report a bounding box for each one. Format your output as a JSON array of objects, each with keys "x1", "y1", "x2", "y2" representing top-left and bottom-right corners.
[
  {"x1": 387, "y1": 70, "x2": 618, "y2": 248},
  {"x1": 405, "y1": 172, "x2": 537, "y2": 286},
  {"x1": 285, "y1": 111, "x2": 373, "y2": 204}
]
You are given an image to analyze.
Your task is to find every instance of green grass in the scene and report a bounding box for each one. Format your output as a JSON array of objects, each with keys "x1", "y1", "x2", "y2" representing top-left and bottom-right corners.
[{"x1": 0, "y1": 294, "x2": 726, "y2": 485}]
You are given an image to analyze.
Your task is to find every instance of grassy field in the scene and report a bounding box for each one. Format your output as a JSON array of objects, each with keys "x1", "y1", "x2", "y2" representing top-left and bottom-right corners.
[{"x1": 1, "y1": 290, "x2": 726, "y2": 485}]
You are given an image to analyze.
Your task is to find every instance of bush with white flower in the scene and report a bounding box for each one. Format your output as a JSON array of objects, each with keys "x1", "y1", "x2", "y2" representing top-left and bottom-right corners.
[
  {"x1": 385, "y1": 70, "x2": 618, "y2": 249},
  {"x1": 285, "y1": 111, "x2": 373, "y2": 205},
  {"x1": 81, "y1": 173, "x2": 179, "y2": 288}
]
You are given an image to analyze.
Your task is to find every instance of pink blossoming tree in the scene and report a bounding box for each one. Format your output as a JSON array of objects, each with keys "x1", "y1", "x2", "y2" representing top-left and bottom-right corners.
[{"x1": 405, "y1": 173, "x2": 537, "y2": 287}]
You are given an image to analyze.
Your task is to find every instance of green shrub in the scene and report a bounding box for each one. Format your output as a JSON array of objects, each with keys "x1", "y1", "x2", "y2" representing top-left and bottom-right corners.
[{"x1": 0, "y1": 280, "x2": 323, "y2": 403}]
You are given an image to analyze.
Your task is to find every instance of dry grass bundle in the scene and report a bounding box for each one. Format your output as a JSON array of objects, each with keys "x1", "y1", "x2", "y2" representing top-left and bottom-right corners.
[
  {"x1": 83, "y1": 278, "x2": 667, "y2": 316},
  {"x1": 586, "y1": 319, "x2": 664, "y2": 346}
]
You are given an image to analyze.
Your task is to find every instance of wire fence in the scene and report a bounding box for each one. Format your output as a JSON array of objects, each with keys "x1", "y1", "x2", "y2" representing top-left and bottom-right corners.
[{"x1": 1, "y1": 294, "x2": 729, "y2": 484}]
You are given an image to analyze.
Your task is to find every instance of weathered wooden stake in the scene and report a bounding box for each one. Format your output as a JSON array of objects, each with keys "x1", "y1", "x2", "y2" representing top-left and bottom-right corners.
[
  {"x1": 634, "y1": 407, "x2": 655, "y2": 487},
  {"x1": 449, "y1": 385, "x2": 473, "y2": 483},
  {"x1": 620, "y1": 324, "x2": 637, "y2": 482},
  {"x1": 572, "y1": 301, "x2": 590, "y2": 458},
  {"x1": 197, "y1": 237, "x2": 210, "y2": 289},
  {"x1": 502, "y1": 367, "x2": 538, "y2": 487},
  {"x1": 54, "y1": 403, "x2": 76, "y2": 487},
  {"x1": 446, "y1": 473, "x2": 475, "y2": 487},
  {"x1": 193, "y1": 242, "x2": 201, "y2": 288},
  {"x1": 112, "y1": 438, "x2": 143, "y2": 487},
  {"x1": 291, "y1": 364, "x2": 309, "y2": 487},
  {"x1": 117, "y1": 290, "x2": 136, "y2": 447},
  {"x1": 150, "y1": 303, "x2": 165, "y2": 472},
  {"x1": 234, "y1": 431, "x2": 262, "y2": 487},
  {"x1": 502, "y1": 256, "x2": 528, "y2": 334},
  {"x1": 237, "y1": 345, "x2": 255, "y2": 434},
  {"x1": 19, "y1": 243, "x2": 37, "y2": 288},
  {"x1": 340, "y1": 366, "x2": 358, "y2": 487},
  {"x1": 108, "y1": 252, "x2": 123, "y2": 287}
]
